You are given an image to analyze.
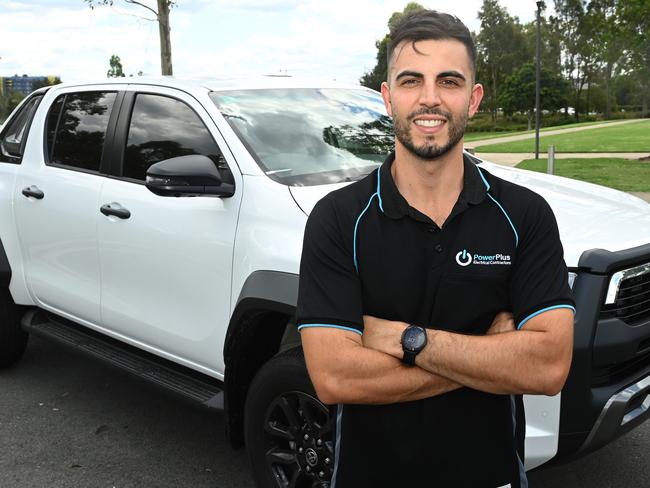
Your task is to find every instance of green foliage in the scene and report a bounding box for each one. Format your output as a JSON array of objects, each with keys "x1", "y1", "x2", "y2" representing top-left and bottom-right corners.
[
  {"x1": 0, "y1": 91, "x2": 27, "y2": 124},
  {"x1": 616, "y1": 0, "x2": 650, "y2": 116},
  {"x1": 359, "y1": 2, "x2": 425, "y2": 90},
  {"x1": 475, "y1": 0, "x2": 527, "y2": 122},
  {"x1": 499, "y1": 62, "x2": 569, "y2": 117},
  {"x1": 107, "y1": 54, "x2": 126, "y2": 78}
]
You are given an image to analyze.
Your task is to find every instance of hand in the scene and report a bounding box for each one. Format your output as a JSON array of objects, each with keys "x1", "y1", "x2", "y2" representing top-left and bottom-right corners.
[
  {"x1": 362, "y1": 315, "x2": 407, "y2": 359},
  {"x1": 487, "y1": 311, "x2": 515, "y2": 335}
]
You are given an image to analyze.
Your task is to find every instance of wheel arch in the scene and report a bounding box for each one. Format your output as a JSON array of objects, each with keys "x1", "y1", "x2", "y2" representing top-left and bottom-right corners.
[
  {"x1": 224, "y1": 271, "x2": 301, "y2": 448},
  {"x1": 0, "y1": 238, "x2": 12, "y2": 289}
]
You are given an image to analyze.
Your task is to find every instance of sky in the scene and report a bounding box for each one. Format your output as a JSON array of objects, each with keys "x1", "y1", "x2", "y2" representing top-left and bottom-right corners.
[{"x1": 2, "y1": 0, "x2": 549, "y2": 85}]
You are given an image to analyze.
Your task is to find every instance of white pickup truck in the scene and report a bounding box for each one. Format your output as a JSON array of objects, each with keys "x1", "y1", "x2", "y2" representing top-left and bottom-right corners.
[{"x1": 1, "y1": 77, "x2": 649, "y2": 487}]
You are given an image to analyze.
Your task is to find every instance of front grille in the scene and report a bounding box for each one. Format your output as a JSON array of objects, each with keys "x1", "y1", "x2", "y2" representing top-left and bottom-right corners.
[
  {"x1": 592, "y1": 349, "x2": 650, "y2": 386},
  {"x1": 601, "y1": 264, "x2": 650, "y2": 325}
]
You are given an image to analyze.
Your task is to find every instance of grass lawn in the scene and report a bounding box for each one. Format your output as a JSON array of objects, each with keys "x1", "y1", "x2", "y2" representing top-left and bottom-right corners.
[
  {"x1": 474, "y1": 119, "x2": 650, "y2": 152},
  {"x1": 464, "y1": 131, "x2": 520, "y2": 142},
  {"x1": 465, "y1": 119, "x2": 625, "y2": 143},
  {"x1": 516, "y1": 157, "x2": 650, "y2": 192}
]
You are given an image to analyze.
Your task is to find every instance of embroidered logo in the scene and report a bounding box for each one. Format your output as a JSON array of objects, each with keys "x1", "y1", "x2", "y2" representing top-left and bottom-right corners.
[
  {"x1": 455, "y1": 249, "x2": 472, "y2": 266},
  {"x1": 456, "y1": 249, "x2": 511, "y2": 266}
]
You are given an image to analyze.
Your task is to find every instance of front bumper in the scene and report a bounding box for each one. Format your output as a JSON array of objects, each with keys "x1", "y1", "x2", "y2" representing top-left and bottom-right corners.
[
  {"x1": 555, "y1": 243, "x2": 650, "y2": 461},
  {"x1": 579, "y1": 373, "x2": 650, "y2": 454}
]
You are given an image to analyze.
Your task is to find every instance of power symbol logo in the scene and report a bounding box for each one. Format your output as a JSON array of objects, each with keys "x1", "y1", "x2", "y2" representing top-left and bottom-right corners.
[{"x1": 455, "y1": 249, "x2": 472, "y2": 266}]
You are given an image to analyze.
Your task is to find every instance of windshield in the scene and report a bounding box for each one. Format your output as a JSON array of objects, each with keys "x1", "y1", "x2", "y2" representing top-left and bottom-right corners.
[{"x1": 210, "y1": 88, "x2": 394, "y2": 186}]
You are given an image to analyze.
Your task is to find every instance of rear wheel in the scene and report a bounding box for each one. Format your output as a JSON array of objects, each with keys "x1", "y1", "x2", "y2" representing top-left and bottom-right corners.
[
  {"x1": 0, "y1": 290, "x2": 28, "y2": 368},
  {"x1": 244, "y1": 347, "x2": 335, "y2": 488}
]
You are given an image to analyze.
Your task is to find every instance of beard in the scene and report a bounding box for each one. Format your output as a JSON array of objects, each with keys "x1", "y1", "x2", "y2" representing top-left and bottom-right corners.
[{"x1": 392, "y1": 106, "x2": 468, "y2": 160}]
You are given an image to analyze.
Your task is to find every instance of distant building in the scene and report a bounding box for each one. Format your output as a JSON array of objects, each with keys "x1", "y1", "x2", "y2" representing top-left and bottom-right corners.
[{"x1": 0, "y1": 75, "x2": 60, "y2": 96}]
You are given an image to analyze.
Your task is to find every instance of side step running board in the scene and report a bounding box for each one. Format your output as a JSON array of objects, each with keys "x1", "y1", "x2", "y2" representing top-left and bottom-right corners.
[{"x1": 21, "y1": 310, "x2": 224, "y2": 410}]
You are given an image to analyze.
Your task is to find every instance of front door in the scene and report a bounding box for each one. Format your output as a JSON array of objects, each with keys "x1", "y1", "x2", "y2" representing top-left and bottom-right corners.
[{"x1": 97, "y1": 87, "x2": 242, "y2": 373}]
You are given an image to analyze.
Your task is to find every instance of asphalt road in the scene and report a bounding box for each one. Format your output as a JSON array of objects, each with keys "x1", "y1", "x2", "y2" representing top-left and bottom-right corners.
[{"x1": 1, "y1": 336, "x2": 648, "y2": 488}]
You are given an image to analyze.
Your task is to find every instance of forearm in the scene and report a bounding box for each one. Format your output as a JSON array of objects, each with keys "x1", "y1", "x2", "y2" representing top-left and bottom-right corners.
[
  {"x1": 417, "y1": 329, "x2": 567, "y2": 395},
  {"x1": 363, "y1": 311, "x2": 573, "y2": 396},
  {"x1": 303, "y1": 335, "x2": 460, "y2": 405}
]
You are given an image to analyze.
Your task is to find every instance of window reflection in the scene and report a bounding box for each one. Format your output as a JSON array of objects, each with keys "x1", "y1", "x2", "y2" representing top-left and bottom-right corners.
[
  {"x1": 124, "y1": 94, "x2": 229, "y2": 182},
  {"x1": 211, "y1": 89, "x2": 393, "y2": 186},
  {"x1": 49, "y1": 92, "x2": 116, "y2": 172}
]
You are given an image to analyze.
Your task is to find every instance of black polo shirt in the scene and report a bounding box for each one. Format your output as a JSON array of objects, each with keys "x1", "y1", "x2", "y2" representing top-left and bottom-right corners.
[{"x1": 296, "y1": 152, "x2": 575, "y2": 488}]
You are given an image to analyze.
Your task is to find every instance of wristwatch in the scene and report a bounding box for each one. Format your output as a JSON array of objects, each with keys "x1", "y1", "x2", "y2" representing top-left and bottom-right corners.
[{"x1": 400, "y1": 325, "x2": 428, "y2": 366}]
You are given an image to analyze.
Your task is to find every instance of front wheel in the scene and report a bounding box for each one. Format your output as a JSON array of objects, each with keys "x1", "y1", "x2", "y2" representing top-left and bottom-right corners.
[
  {"x1": 244, "y1": 347, "x2": 335, "y2": 488},
  {"x1": 0, "y1": 290, "x2": 28, "y2": 368}
]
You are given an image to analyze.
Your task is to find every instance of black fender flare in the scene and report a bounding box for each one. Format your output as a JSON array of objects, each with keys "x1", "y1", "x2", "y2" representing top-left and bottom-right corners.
[
  {"x1": 223, "y1": 271, "x2": 299, "y2": 448},
  {"x1": 0, "y1": 238, "x2": 12, "y2": 289}
]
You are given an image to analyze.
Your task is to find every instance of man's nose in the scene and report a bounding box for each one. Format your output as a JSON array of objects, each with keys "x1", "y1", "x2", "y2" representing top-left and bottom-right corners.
[{"x1": 418, "y1": 81, "x2": 442, "y2": 107}]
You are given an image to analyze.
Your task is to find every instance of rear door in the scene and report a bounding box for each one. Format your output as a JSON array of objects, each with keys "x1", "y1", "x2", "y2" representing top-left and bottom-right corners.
[
  {"x1": 97, "y1": 86, "x2": 242, "y2": 373},
  {"x1": 14, "y1": 87, "x2": 124, "y2": 324}
]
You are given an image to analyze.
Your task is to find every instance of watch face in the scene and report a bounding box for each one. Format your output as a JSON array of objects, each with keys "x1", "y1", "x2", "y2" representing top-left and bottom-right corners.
[{"x1": 403, "y1": 327, "x2": 426, "y2": 352}]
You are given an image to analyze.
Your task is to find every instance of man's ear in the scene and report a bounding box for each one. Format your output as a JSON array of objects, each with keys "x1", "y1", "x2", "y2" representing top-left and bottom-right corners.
[
  {"x1": 468, "y1": 82, "x2": 484, "y2": 118},
  {"x1": 381, "y1": 81, "x2": 393, "y2": 118}
]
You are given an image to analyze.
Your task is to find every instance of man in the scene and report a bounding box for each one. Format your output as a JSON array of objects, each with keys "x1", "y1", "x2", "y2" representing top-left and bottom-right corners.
[{"x1": 296, "y1": 9, "x2": 575, "y2": 488}]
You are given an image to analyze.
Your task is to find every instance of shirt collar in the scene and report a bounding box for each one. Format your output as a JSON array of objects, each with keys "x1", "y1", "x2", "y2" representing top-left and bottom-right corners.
[{"x1": 378, "y1": 151, "x2": 488, "y2": 220}]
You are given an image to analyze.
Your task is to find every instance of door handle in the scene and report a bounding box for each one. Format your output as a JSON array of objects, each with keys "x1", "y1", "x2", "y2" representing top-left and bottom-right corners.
[
  {"x1": 100, "y1": 203, "x2": 131, "y2": 220},
  {"x1": 22, "y1": 186, "x2": 45, "y2": 200}
]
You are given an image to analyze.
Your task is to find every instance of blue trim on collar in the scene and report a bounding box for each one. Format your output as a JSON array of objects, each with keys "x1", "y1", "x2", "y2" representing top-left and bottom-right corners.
[
  {"x1": 354, "y1": 192, "x2": 378, "y2": 272},
  {"x1": 476, "y1": 165, "x2": 491, "y2": 191},
  {"x1": 487, "y1": 194, "x2": 519, "y2": 247},
  {"x1": 376, "y1": 167, "x2": 384, "y2": 213}
]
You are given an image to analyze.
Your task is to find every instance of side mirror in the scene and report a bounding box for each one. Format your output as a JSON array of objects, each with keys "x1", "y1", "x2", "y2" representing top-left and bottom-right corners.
[{"x1": 145, "y1": 155, "x2": 235, "y2": 198}]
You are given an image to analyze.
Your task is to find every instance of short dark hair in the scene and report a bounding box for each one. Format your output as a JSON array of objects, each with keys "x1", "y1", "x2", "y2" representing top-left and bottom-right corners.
[{"x1": 387, "y1": 9, "x2": 477, "y2": 81}]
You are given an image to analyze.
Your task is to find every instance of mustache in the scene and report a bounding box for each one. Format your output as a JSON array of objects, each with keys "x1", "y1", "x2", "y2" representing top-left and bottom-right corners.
[{"x1": 407, "y1": 107, "x2": 453, "y2": 121}]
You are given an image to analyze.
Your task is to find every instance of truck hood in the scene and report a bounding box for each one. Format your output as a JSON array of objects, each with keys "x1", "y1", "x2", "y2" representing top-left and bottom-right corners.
[{"x1": 289, "y1": 160, "x2": 650, "y2": 268}]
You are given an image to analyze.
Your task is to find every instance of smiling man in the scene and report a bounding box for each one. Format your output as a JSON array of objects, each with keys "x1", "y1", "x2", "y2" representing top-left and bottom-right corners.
[{"x1": 296, "y1": 9, "x2": 575, "y2": 488}]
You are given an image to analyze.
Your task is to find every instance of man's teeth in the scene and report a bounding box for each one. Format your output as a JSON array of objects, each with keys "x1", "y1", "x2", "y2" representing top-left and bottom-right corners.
[{"x1": 414, "y1": 119, "x2": 444, "y2": 127}]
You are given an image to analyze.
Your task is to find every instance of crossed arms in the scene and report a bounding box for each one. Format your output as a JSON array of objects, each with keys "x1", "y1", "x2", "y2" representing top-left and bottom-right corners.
[{"x1": 300, "y1": 308, "x2": 573, "y2": 405}]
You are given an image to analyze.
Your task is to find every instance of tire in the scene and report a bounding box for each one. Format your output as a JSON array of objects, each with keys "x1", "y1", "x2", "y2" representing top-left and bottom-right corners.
[
  {"x1": 244, "y1": 347, "x2": 335, "y2": 488},
  {"x1": 0, "y1": 289, "x2": 28, "y2": 368}
]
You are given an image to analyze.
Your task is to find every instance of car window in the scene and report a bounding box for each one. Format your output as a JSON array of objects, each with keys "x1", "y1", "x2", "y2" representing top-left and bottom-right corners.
[
  {"x1": 123, "y1": 93, "x2": 231, "y2": 183},
  {"x1": 47, "y1": 91, "x2": 117, "y2": 172},
  {"x1": 210, "y1": 88, "x2": 393, "y2": 186},
  {"x1": 0, "y1": 95, "x2": 43, "y2": 164}
]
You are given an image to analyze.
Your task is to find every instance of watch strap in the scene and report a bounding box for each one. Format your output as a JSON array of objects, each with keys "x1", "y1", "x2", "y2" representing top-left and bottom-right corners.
[{"x1": 402, "y1": 349, "x2": 417, "y2": 366}]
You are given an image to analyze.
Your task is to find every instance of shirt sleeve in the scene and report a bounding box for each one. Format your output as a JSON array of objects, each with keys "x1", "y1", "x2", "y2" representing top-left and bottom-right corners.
[
  {"x1": 510, "y1": 195, "x2": 576, "y2": 329},
  {"x1": 295, "y1": 196, "x2": 364, "y2": 335}
]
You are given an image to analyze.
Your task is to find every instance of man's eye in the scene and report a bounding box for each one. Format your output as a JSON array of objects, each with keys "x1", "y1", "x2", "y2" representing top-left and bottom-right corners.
[
  {"x1": 441, "y1": 79, "x2": 459, "y2": 86},
  {"x1": 402, "y1": 79, "x2": 418, "y2": 86}
]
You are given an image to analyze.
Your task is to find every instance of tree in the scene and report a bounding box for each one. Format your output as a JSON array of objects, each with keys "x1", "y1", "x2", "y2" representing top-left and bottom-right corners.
[
  {"x1": 586, "y1": 0, "x2": 624, "y2": 118},
  {"x1": 617, "y1": 0, "x2": 650, "y2": 117},
  {"x1": 107, "y1": 55, "x2": 126, "y2": 78},
  {"x1": 521, "y1": 17, "x2": 562, "y2": 74},
  {"x1": 84, "y1": 0, "x2": 175, "y2": 76},
  {"x1": 31, "y1": 77, "x2": 63, "y2": 90},
  {"x1": 0, "y1": 91, "x2": 26, "y2": 123},
  {"x1": 499, "y1": 62, "x2": 569, "y2": 129},
  {"x1": 552, "y1": 0, "x2": 600, "y2": 120},
  {"x1": 360, "y1": 2, "x2": 425, "y2": 91},
  {"x1": 475, "y1": 0, "x2": 527, "y2": 125}
]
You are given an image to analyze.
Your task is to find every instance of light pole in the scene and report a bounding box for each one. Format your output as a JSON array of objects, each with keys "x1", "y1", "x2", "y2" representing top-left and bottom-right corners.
[{"x1": 535, "y1": 1, "x2": 545, "y2": 160}]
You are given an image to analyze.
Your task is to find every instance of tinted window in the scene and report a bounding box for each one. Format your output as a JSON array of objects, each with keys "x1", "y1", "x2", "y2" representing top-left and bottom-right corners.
[
  {"x1": 49, "y1": 92, "x2": 116, "y2": 172},
  {"x1": 124, "y1": 93, "x2": 230, "y2": 182},
  {"x1": 0, "y1": 95, "x2": 42, "y2": 163},
  {"x1": 210, "y1": 88, "x2": 393, "y2": 186}
]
